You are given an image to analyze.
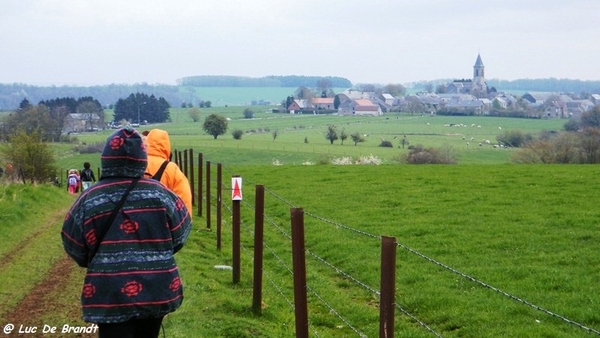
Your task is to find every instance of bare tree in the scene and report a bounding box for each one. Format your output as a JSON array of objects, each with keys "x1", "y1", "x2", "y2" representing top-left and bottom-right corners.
[
  {"x1": 350, "y1": 132, "x2": 365, "y2": 146},
  {"x1": 77, "y1": 101, "x2": 103, "y2": 131},
  {"x1": 188, "y1": 107, "x2": 201, "y2": 122},
  {"x1": 340, "y1": 129, "x2": 348, "y2": 145},
  {"x1": 325, "y1": 125, "x2": 338, "y2": 145}
]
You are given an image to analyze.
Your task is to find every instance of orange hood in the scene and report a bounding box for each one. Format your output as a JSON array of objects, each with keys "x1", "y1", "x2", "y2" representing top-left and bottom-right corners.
[{"x1": 146, "y1": 129, "x2": 171, "y2": 160}]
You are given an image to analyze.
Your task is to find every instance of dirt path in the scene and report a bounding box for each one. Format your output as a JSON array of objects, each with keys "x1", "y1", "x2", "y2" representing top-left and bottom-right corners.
[
  {"x1": 1, "y1": 204, "x2": 95, "y2": 337},
  {"x1": 0, "y1": 206, "x2": 67, "y2": 269}
]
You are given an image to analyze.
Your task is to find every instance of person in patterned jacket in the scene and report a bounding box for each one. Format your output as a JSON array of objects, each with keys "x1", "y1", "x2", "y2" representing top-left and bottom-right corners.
[{"x1": 61, "y1": 127, "x2": 192, "y2": 338}]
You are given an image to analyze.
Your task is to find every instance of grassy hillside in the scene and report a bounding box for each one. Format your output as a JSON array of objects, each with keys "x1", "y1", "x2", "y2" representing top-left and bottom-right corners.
[
  {"x1": 2, "y1": 110, "x2": 593, "y2": 337},
  {"x1": 2, "y1": 164, "x2": 600, "y2": 337}
]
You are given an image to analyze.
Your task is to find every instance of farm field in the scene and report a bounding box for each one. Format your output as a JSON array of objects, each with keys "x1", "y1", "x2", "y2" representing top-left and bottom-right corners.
[
  {"x1": 1, "y1": 164, "x2": 600, "y2": 337},
  {"x1": 57, "y1": 108, "x2": 567, "y2": 170},
  {"x1": 2, "y1": 110, "x2": 597, "y2": 337}
]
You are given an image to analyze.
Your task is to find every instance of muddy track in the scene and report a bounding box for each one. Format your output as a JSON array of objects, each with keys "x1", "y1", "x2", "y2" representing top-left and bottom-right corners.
[{"x1": 1, "y1": 204, "x2": 95, "y2": 337}]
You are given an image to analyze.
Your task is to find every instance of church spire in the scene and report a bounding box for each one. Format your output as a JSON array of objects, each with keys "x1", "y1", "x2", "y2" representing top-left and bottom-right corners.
[{"x1": 473, "y1": 53, "x2": 484, "y2": 78}]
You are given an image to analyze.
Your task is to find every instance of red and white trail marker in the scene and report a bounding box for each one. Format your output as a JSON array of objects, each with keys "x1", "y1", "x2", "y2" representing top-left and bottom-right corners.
[{"x1": 232, "y1": 177, "x2": 242, "y2": 201}]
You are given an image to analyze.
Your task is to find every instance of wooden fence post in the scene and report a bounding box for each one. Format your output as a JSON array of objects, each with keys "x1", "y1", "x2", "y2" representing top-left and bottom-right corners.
[
  {"x1": 379, "y1": 236, "x2": 397, "y2": 338},
  {"x1": 183, "y1": 148, "x2": 188, "y2": 178},
  {"x1": 252, "y1": 185, "x2": 265, "y2": 314},
  {"x1": 232, "y1": 175, "x2": 241, "y2": 284},
  {"x1": 291, "y1": 208, "x2": 309, "y2": 338},
  {"x1": 188, "y1": 149, "x2": 194, "y2": 207},
  {"x1": 197, "y1": 153, "x2": 203, "y2": 218},
  {"x1": 206, "y1": 161, "x2": 211, "y2": 230},
  {"x1": 216, "y1": 163, "x2": 222, "y2": 251}
]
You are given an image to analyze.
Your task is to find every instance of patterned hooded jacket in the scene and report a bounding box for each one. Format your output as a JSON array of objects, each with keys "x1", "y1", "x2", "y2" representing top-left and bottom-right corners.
[{"x1": 61, "y1": 127, "x2": 192, "y2": 323}]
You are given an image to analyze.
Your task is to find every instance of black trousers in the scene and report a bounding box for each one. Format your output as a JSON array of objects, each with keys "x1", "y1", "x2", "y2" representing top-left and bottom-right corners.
[{"x1": 98, "y1": 317, "x2": 163, "y2": 338}]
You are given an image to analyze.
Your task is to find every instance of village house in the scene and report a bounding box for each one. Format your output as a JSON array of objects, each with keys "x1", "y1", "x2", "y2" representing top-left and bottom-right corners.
[
  {"x1": 286, "y1": 99, "x2": 310, "y2": 114},
  {"x1": 338, "y1": 98, "x2": 382, "y2": 116},
  {"x1": 63, "y1": 113, "x2": 102, "y2": 134},
  {"x1": 311, "y1": 97, "x2": 335, "y2": 111},
  {"x1": 281, "y1": 53, "x2": 598, "y2": 119}
]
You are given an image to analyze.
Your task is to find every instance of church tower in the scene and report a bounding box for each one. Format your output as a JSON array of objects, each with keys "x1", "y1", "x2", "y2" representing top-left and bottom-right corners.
[
  {"x1": 472, "y1": 53, "x2": 487, "y2": 98},
  {"x1": 473, "y1": 53, "x2": 485, "y2": 79}
]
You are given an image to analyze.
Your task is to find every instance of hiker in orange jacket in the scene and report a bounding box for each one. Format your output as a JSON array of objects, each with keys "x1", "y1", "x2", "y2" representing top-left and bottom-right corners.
[{"x1": 144, "y1": 129, "x2": 193, "y2": 216}]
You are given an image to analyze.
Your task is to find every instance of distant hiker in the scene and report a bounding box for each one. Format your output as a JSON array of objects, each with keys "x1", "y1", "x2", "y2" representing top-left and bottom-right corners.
[
  {"x1": 144, "y1": 129, "x2": 192, "y2": 216},
  {"x1": 61, "y1": 127, "x2": 192, "y2": 338},
  {"x1": 80, "y1": 162, "x2": 96, "y2": 191},
  {"x1": 67, "y1": 169, "x2": 80, "y2": 194}
]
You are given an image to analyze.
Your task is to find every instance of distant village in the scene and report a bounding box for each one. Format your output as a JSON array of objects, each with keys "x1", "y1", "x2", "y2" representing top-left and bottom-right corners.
[{"x1": 283, "y1": 54, "x2": 599, "y2": 119}]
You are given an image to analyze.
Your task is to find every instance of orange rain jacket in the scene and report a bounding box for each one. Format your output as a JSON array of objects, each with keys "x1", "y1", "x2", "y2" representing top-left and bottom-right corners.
[{"x1": 144, "y1": 129, "x2": 193, "y2": 215}]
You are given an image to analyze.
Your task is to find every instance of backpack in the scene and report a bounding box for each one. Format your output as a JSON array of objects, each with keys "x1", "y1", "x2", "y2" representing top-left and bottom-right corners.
[
  {"x1": 152, "y1": 161, "x2": 170, "y2": 181},
  {"x1": 68, "y1": 175, "x2": 78, "y2": 186},
  {"x1": 81, "y1": 168, "x2": 93, "y2": 181}
]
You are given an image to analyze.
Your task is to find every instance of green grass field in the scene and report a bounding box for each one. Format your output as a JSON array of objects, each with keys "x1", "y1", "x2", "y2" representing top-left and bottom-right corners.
[
  {"x1": 62, "y1": 108, "x2": 566, "y2": 170},
  {"x1": 2, "y1": 110, "x2": 597, "y2": 337}
]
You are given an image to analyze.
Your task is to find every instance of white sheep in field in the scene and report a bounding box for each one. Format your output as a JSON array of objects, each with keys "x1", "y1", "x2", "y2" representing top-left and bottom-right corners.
[
  {"x1": 470, "y1": 137, "x2": 475, "y2": 141},
  {"x1": 484, "y1": 139, "x2": 491, "y2": 144}
]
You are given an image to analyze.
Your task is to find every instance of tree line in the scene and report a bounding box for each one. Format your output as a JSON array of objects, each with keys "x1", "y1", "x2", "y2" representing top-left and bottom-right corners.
[
  {"x1": 176, "y1": 75, "x2": 352, "y2": 88},
  {"x1": 1, "y1": 78, "x2": 598, "y2": 111}
]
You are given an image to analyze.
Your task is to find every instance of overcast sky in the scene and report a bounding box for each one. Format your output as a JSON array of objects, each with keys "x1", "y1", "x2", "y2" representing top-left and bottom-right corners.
[{"x1": 1, "y1": 0, "x2": 598, "y2": 87}]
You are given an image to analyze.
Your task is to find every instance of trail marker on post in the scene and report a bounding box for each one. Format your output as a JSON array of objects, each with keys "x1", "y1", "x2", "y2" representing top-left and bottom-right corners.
[{"x1": 232, "y1": 177, "x2": 242, "y2": 200}]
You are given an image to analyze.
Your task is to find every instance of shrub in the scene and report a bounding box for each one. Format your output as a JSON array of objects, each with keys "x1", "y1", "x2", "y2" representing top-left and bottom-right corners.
[
  {"x1": 330, "y1": 157, "x2": 353, "y2": 165},
  {"x1": 511, "y1": 130, "x2": 600, "y2": 164},
  {"x1": 355, "y1": 155, "x2": 382, "y2": 165},
  {"x1": 232, "y1": 129, "x2": 243, "y2": 140},
  {"x1": 243, "y1": 108, "x2": 254, "y2": 119},
  {"x1": 496, "y1": 130, "x2": 533, "y2": 147},
  {"x1": 79, "y1": 142, "x2": 104, "y2": 154},
  {"x1": 405, "y1": 145, "x2": 457, "y2": 164},
  {"x1": 379, "y1": 140, "x2": 393, "y2": 148}
]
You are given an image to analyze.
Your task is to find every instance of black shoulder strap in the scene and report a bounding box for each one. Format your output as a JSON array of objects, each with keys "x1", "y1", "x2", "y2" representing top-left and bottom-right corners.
[
  {"x1": 88, "y1": 178, "x2": 139, "y2": 264},
  {"x1": 152, "y1": 160, "x2": 170, "y2": 181}
]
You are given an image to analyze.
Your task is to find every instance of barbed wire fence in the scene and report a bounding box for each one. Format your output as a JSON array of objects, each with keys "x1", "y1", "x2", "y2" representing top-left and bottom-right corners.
[{"x1": 176, "y1": 149, "x2": 600, "y2": 337}]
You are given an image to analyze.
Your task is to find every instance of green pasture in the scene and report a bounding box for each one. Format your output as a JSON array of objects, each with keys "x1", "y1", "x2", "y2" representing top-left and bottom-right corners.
[
  {"x1": 62, "y1": 108, "x2": 566, "y2": 170},
  {"x1": 1, "y1": 164, "x2": 599, "y2": 337},
  {"x1": 3, "y1": 110, "x2": 593, "y2": 337}
]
